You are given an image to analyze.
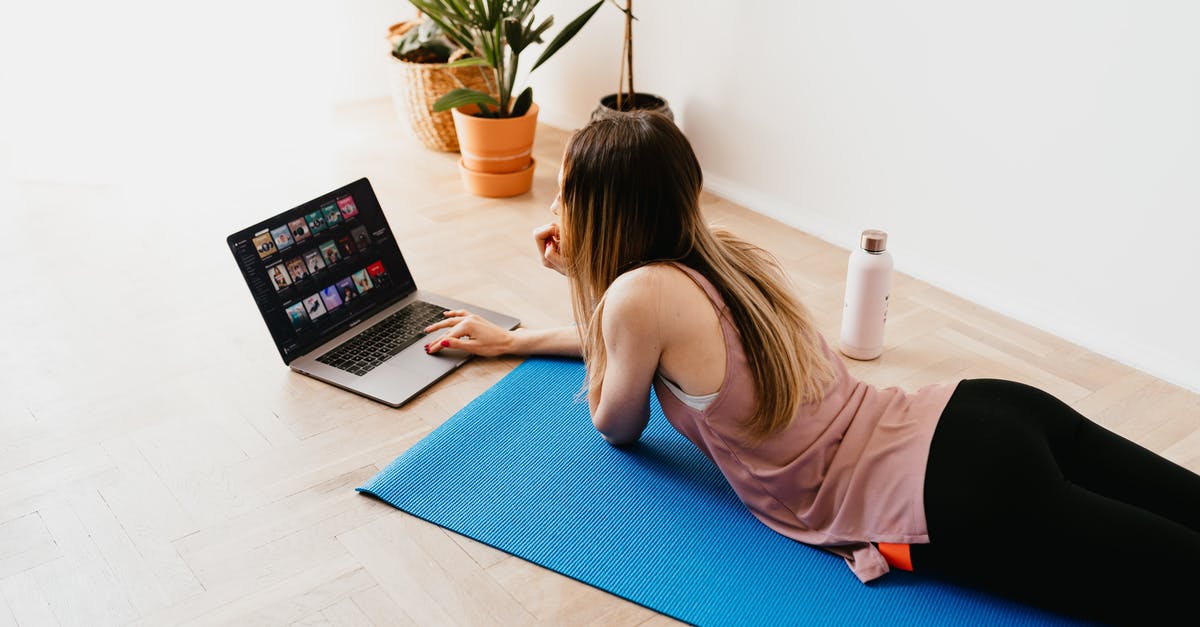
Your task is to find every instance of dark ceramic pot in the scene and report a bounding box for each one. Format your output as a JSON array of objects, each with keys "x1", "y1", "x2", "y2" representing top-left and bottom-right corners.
[{"x1": 590, "y1": 93, "x2": 674, "y2": 122}]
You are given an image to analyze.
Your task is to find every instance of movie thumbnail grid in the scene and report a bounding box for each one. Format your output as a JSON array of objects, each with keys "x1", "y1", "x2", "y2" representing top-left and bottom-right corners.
[
  {"x1": 283, "y1": 261, "x2": 393, "y2": 332},
  {"x1": 252, "y1": 194, "x2": 361, "y2": 260},
  {"x1": 263, "y1": 223, "x2": 371, "y2": 292}
]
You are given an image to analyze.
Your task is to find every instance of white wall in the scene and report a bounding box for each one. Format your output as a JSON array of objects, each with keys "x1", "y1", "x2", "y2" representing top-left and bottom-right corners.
[
  {"x1": 5, "y1": 1, "x2": 1196, "y2": 392},
  {"x1": 530, "y1": 0, "x2": 1200, "y2": 393},
  {"x1": 1, "y1": 0, "x2": 402, "y2": 186}
]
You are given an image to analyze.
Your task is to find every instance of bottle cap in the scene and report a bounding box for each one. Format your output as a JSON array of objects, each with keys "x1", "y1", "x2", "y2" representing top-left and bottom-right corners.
[{"x1": 860, "y1": 229, "x2": 888, "y2": 253}]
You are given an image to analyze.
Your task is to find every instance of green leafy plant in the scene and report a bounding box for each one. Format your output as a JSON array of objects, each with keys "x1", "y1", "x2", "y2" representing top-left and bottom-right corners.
[
  {"x1": 392, "y1": 17, "x2": 456, "y2": 64},
  {"x1": 409, "y1": 0, "x2": 604, "y2": 118}
]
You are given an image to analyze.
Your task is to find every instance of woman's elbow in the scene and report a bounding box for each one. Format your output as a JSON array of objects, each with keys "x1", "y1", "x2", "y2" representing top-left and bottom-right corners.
[
  {"x1": 592, "y1": 414, "x2": 645, "y2": 447},
  {"x1": 599, "y1": 430, "x2": 641, "y2": 447}
]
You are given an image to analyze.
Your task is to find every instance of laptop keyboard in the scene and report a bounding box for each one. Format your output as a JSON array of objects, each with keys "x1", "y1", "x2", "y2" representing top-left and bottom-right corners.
[{"x1": 316, "y1": 300, "x2": 447, "y2": 376}]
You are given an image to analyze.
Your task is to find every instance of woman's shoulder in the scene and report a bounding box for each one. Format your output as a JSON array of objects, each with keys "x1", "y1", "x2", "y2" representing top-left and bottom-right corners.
[
  {"x1": 606, "y1": 263, "x2": 716, "y2": 327},
  {"x1": 599, "y1": 267, "x2": 667, "y2": 339},
  {"x1": 603, "y1": 265, "x2": 721, "y2": 365},
  {"x1": 609, "y1": 263, "x2": 702, "y2": 302}
]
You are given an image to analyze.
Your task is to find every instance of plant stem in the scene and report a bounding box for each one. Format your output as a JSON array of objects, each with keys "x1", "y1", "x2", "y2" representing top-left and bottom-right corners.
[
  {"x1": 495, "y1": 23, "x2": 509, "y2": 115},
  {"x1": 507, "y1": 49, "x2": 520, "y2": 114},
  {"x1": 626, "y1": 0, "x2": 634, "y2": 101},
  {"x1": 617, "y1": 0, "x2": 630, "y2": 108},
  {"x1": 479, "y1": 66, "x2": 495, "y2": 96}
]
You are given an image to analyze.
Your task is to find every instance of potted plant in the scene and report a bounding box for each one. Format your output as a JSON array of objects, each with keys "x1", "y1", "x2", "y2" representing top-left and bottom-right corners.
[
  {"x1": 409, "y1": 0, "x2": 603, "y2": 197},
  {"x1": 387, "y1": 15, "x2": 491, "y2": 152},
  {"x1": 591, "y1": 0, "x2": 673, "y2": 122}
]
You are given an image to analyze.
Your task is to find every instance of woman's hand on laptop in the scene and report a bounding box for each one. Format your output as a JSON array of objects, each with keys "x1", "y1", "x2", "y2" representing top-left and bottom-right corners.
[
  {"x1": 424, "y1": 310, "x2": 516, "y2": 357},
  {"x1": 534, "y1": 223, "x2": 566, "y2": 275},
  {"x1": 425, "y1": 313, "x2": 584, "y2": 358}
]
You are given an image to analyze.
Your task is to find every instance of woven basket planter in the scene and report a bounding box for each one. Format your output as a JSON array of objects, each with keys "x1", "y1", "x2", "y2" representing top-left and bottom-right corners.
[{"x1": 387, "y1": 21, "x2": 492, "y2": 152}]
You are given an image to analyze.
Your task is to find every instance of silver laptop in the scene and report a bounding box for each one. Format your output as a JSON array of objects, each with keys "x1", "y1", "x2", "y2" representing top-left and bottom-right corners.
[{"x1": 226, "y1": 176, "x2": 519, "y2": 407}]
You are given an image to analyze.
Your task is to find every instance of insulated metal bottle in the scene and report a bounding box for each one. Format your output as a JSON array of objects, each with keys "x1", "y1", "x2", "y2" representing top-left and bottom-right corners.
[{"x1": 839, "y1": 229, "x2": 892, "y2": 360}]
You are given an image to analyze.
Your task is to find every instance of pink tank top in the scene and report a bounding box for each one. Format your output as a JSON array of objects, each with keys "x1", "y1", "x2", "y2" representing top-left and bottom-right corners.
[{"x1": 654, "y1": 264, "x2": 958, "y2": 583}]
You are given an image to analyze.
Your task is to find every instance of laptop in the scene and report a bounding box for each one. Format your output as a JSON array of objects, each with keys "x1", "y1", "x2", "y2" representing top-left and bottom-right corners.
[{"x1": 226, "y1": 177, "x2": 520, "y2": 407}]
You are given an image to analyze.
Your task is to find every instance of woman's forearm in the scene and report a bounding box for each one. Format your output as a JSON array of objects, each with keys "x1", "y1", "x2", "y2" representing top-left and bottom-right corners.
[{"x1": 510, "y1": 326, "x2": 582, "y2": 357}]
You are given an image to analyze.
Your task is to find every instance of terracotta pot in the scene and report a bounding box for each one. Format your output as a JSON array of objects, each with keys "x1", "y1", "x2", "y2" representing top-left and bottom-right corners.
[
  {"x1": 591, "y1": 93, "x2": 673, "y2": 123},
  {"x1": 457, "y1": 158, "x2": 537, "y2": 198},
  {"x1": 451, "y1": 103, "x2": 539, "y2": 175},
  {"x1": 385, "y1": 22, "x2": 491, "y2": 152}
]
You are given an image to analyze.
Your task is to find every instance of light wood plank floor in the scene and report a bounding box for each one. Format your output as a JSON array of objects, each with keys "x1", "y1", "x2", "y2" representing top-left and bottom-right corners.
[{"x1": 2, "y1": 98, "x2": 1198, "y2": 626}]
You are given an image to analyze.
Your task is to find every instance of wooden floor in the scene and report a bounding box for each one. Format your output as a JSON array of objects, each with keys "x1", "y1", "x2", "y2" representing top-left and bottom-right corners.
[{"x1": 2, "y1": 98, "x2": 1198, "y2": 626}]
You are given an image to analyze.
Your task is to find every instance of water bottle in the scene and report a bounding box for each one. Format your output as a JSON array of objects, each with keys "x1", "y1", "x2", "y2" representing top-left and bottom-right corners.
[{"x1": 839, "y1": 229, "x2": 892, "y2": 360}]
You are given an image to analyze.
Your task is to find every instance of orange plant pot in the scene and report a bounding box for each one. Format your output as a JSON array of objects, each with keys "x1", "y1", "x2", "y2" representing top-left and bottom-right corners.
[
  {"x1": 451, "y1": 103, "x2": 539, "y2": 175},
  {"x1": 458, "y1": 158, "x2": 537, "y2": 198}
]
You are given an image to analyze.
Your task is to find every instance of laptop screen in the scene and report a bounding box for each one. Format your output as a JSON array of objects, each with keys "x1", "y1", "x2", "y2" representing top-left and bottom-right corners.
[{"x1": 226, "y1": 177, "x2": 417, "y2": 363}]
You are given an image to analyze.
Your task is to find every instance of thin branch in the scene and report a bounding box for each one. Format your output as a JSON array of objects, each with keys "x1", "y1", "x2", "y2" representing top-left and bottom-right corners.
[
  {"x1": 617, "y1": 0, "x2": 630, "y2": 108},
  {"x1": 626, "y1": 0, "x2": 634, "y2": 100},
  {"x1": 494, "y1": 22, "x2": 508, "y2": 113},
  {"x1": 444, "y1": 66, "x2": 468, "y2": 90},
  {"x1": 480, "y1": 65, "x2": 496, "y2": 95}
]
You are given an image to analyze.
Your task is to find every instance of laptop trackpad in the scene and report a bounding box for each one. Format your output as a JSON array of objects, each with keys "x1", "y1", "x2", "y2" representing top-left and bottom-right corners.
[{"x1": 397, "y1": 348, "x2": 470, "y2": 377}]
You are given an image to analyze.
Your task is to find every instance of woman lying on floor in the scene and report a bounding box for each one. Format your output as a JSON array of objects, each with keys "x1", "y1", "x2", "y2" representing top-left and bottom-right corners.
[{"x1": 422, "y1": 110, "x2": 1200, "y2": 626}]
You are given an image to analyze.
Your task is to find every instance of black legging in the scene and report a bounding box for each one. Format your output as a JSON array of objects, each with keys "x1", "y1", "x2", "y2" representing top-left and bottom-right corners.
[{"x1": 910, "y1": 379, "x2": 1200, "y2": 626}]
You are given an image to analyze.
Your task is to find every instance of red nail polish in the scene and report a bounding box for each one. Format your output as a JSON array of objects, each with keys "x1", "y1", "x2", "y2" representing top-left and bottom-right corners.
[
  {"x1": 423, "y1": 343, "x2": 430, "y2": 353},
  {"x1": 440, "y1": 339, "x2": 450, "y2": 348}
]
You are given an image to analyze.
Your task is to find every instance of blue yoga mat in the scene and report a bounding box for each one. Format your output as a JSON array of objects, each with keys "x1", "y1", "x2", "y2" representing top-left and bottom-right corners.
[{"x1": 359, "y1": 357, "x2": 1086, "y2": 626}]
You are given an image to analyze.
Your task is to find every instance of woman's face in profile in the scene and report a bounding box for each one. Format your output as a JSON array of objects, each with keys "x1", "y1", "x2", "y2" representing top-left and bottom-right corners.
[
  {"x1": 552, "y1": 165, "x2": 564, "y2": 222},
  {"x1": 551, "y1": 164, "x2": 565, "y2": 245}
]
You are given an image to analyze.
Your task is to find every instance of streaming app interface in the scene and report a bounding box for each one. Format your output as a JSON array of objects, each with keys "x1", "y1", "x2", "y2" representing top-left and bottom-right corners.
[{"x1": 228, "y1": 180, "x2": 416, "y2": 362}]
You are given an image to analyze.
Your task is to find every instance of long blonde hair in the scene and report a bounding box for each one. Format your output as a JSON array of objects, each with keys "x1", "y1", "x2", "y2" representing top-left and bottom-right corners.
[{"x1": 559, "y1": 111, "x2": 834, "y2": 441}]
